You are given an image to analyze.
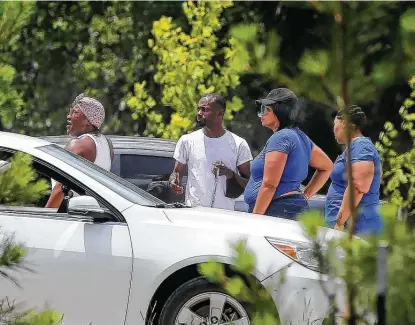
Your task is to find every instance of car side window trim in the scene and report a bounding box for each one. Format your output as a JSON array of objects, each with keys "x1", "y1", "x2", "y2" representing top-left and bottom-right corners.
[{"x1": 0, "y1": 147, "x2": 126, "y2": 223}]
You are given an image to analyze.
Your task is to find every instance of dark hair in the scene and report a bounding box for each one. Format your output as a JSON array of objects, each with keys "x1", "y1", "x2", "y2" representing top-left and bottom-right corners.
[
  {"x1": 271, "y1": 97, "x2": 304, "y2": 129},
  {"x1": 336, "y1": 105, "x2": 367, "y2": 130},
  {"x1": 206, "y1": 93, "x2": 226, "y2": 112}
]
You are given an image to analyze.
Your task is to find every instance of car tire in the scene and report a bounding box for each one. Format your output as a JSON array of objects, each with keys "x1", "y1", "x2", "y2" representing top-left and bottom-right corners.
[{"x1": 158, "y1": 276, "x2": 251, "y2": 325}]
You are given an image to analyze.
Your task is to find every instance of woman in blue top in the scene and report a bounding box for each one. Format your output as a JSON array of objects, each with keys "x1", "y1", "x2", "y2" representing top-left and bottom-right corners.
[
  {"x1": 325, "y1": 105, "x2": 383, "y2": 235},
  {"x1": 244, "y1": 88, "x2": 333, "y2": 219}
]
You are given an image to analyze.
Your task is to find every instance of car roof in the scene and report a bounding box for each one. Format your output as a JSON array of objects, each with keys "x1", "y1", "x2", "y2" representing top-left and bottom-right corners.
[
  {"x1": 0, "y1": 131, "x2": 51, "y2": 150},
  {"x1": 40, "y1": 135, "x2": 177, "y2": 152}
]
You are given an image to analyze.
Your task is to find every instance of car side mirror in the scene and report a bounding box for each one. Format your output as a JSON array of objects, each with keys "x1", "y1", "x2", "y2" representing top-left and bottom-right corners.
[{"x1": 68, "y1": 196, "x2": 113, "y2": 223}]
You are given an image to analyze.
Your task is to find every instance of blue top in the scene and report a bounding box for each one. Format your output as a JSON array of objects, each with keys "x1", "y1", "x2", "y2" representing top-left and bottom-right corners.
[
  {"x1": 244, "y1": 127, "x2": 314, "y2": 205},
  {"x1": 325, "y1": 137, "x2": 381, "y2": 222}
]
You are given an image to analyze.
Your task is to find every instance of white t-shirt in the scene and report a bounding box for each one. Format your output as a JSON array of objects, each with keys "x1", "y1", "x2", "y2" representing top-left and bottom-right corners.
[{"x1": 173, "y1": 129, "x2": 253, "y2": 210}]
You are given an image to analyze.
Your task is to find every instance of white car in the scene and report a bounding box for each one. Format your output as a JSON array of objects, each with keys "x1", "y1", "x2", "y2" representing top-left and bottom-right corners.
[{"x1": 0, "y1": 132, "x2": 346, "y2": 325}]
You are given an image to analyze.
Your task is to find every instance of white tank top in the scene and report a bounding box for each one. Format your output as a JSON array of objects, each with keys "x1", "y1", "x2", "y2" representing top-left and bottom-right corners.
[
  {"x1": 50, "y1": 133, "x2": 112, "y2": 192},
  {"x1": 79, "y1": 133, "x2": 112, "y2": 171}
]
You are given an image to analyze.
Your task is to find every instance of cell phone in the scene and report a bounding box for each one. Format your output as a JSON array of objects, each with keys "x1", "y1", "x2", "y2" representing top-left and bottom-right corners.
[{"x1": 212, "y1": 162, "x2": 221, "y2": 177}]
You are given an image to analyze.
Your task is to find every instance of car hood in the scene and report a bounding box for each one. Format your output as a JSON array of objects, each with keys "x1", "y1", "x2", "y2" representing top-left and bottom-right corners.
[{"x1": 163, "y1": 206, "x2": 343, "y2": 244}]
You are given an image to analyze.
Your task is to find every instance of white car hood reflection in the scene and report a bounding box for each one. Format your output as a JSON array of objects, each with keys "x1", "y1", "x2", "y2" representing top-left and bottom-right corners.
[{"x1": 162, "y1": 206, "x2": 343, "y2": 244}]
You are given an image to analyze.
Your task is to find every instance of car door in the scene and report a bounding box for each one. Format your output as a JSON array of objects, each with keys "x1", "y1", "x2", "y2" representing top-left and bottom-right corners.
[{"x1": 0, "y1": 149, "x2": 133, "y2": 325}]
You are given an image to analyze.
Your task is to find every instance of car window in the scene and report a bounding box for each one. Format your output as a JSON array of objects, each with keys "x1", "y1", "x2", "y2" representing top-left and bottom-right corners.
[
  {"x1": 0, "y1": 149, "x2": 70, "y2": 212},
  {"x1": 120, "y1": 154, "x2": 188, "y2": 179},
  {"x1": 120, "y1": 155, "x2": 174, "y2": 178},
  {"x1": 38, "y1": 144, "x2": 164, "y2": 206}
]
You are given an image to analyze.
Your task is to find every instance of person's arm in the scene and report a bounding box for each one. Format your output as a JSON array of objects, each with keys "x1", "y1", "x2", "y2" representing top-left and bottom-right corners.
[
  {"x1": 44, "y1": 182, "x2": 65, "y2": 208},
  {"x1": 303, "y1": 144, "x2": 334, "y2": 199},
  {"x1": 169, "y1": 161, "x2": 185, "y2": 194},
  {"x1": 215, "y1": 160, "x2": 251, "y2": 199},
  {"x1": 335, "y1": 160, "x2": 375, "y2": 229},
  {"x1": 45, "y1": 137, "x2": 96, "y2": 208},
  {"x1": 216, "y1": 161, "x2": 250, "y2": 187},
  {"x1": 169, "y1": 136, "x2": 188, "y2": 194},
  {"x1": 233, "y1": 140, "x2": 253, "y2": 189},
  {"x1": 235, "y1": 161, "x2": 251, "y2": 187},
  {"x1": 252, "y1": 151, "x2": 288, "y2": 215}
]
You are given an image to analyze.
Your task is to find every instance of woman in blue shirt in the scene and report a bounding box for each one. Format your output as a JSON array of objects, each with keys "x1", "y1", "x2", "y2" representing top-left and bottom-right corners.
[
  {"x1": 325, "y1": 105, "x2": 383, "y2": 235},
  {"x1": 244, "y1": 88, "x2": 333, "y2": 219}
]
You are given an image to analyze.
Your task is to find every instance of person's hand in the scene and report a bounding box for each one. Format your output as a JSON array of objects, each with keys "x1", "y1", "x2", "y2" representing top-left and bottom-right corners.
[
  {"x1": 334, "y1": 222, "x2": 344, "y2": 231},
  {"x1": 212, "y1": 161, "x2": 233, "y2": 179},
  {"x1": 169, "y1": 172, "x2": 184, "y2": 194},
  {"x1": 303, "y1": 187, "x2": 313, "y2": 200}
]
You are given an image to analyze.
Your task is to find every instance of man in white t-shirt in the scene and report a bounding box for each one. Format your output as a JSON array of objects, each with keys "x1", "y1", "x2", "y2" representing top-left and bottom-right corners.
[{"x1": 169, "y1": 93, "x2": 253, "y2": 210}]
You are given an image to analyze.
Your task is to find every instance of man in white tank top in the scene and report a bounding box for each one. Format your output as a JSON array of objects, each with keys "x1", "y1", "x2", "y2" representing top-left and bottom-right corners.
[
  {"x1": 169, "y1": 94, "x2": 253, "y2": 210},
  {"x1": 45, "y1": 94, "x2": 114, "y2": 208}
]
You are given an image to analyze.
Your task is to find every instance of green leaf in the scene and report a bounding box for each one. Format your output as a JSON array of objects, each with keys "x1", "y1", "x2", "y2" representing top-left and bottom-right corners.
[
  {"x1": 231, "y1": 240, "x2": 256, "y2": 274},
  {"x1": 372, "y1": 59, "x2": 396, "y2": 86},
  {"x1": 379, "y1": 203, "x2": 398, "y2": 219},
  {"x1": 229, "y1": 23, "x2": 259, "y2": 43},
  {"x1": 400, "y1": 9, "x2": 415, "y2": 33},
  {"x1": 224, "y1": 276, "x2": 245, "y2": 296},
  {"x1": 12, "y1": 309, "x2": 63, "y2": 325},
  {"x1": 198, "y1": 260, "x2": 225, "y2": 283},
  {"x1": 298, "y1": 50, "x2": 329, "y2": 76},
  {"x1": 299, "y1": 210, "x2": 326, "y2": 238}
]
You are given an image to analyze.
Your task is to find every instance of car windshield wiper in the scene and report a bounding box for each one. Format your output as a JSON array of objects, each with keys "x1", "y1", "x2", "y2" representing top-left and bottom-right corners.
[{"x1": 154, "y1": 202, "x2": 191, "y2": 208}]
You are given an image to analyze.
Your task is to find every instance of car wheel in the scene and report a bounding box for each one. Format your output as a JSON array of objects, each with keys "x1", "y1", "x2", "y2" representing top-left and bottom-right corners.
[{"x1": 159, "y1": 276, "x2": 250, "y2": 325}]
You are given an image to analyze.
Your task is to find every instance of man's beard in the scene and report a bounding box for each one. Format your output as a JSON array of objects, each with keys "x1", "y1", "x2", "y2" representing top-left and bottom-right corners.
[{"x1": 196, "y1": 117, "x2": 206, "y2": 127}]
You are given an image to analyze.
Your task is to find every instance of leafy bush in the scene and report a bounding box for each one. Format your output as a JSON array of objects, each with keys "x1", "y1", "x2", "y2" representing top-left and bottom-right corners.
[
  {"x1": 376, "y1": 76, "x2": 415, "y2": 224},
  {"x1": 0, "y1": 152, "x2": 49, "y2": 206},
  {"x1": 126, "y1": 0, "x2": 244, "y2": 139}
]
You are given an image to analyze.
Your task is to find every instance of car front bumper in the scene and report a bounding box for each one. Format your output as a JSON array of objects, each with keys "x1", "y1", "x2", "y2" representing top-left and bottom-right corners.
[{"x1": 261, "y1": 262, "x2": 347, "y2": 325}]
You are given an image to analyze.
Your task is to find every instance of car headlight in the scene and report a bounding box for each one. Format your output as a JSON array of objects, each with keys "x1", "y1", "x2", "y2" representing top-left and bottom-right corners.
[{"x1": 265, "y1": 237, "x2": 321, "y2": 272}]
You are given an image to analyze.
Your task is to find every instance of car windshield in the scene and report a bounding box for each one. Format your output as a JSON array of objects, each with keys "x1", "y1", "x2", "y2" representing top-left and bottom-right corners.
[{"x1": 38, "y1": 144, "x2": 165, "y2": 206}]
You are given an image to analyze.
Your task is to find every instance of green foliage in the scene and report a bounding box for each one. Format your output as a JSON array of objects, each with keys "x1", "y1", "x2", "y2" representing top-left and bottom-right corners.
[
  {"x1": 127, "y1": 0, "x2": 244, "y2": 139},
  {"x1": 298, "y1": 210, "x2": 327, "y2": 237},
  {"x1": 0, "y1": 152, "x2": 49, "y2": 206},
  {"x1": 0, "y1": 64, "x2": 24, "y2": 129},
  {"x1": 0, "y1": 233, "x2": 26, "y2": 286},
  {"x1": 10, "y1": 309, "x2": 62, "y2": 325},
  {"x1": 376, "y1": 76, "x2": 415, "y2": 218},
  {"x1": 0, "y1": 1, "x2": 34, "y2": 48},
  {"x1": 228, "y1": 23, "x2": 281, "y2": 79},
  {"x1": 199, "y1": 239, "x2": 280, "y2": 325},
  {"x1": 230, "y1": 2, "x2": 414, "y2": 110},
  {"x1": 1, "y1": 305, "x2": 63, "y2": 325},
  {"x1": 299, "y1": 203, "x2": 415, "y2": 325},
  {"x1": 0, "y1": 1, "x2": 34, "y2": 129}
]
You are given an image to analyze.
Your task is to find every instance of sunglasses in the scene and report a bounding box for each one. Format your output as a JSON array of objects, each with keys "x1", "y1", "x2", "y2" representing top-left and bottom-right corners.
[{"x1": 257, "y1": 104, "x2": 272, "y2": 117}]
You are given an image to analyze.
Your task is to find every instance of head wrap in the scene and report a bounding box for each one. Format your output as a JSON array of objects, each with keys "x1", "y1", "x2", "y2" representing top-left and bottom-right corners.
[{"x1": 71, "y1": 93, "x2": 105, "y2": 129}]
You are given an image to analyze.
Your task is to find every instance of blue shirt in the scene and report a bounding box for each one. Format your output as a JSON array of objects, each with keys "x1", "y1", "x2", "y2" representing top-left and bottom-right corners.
[
  {"x1": 325, "y1": 137, "x2": 381, "y2": 222},
  {"x1": 244, "y1": 127, "x2": 314, "y2": 205}
]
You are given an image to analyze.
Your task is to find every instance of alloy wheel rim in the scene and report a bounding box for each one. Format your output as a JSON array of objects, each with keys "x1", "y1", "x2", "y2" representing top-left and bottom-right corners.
[{"x1": 175, "y1": 292, "x2": 250, "y2": 325}]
